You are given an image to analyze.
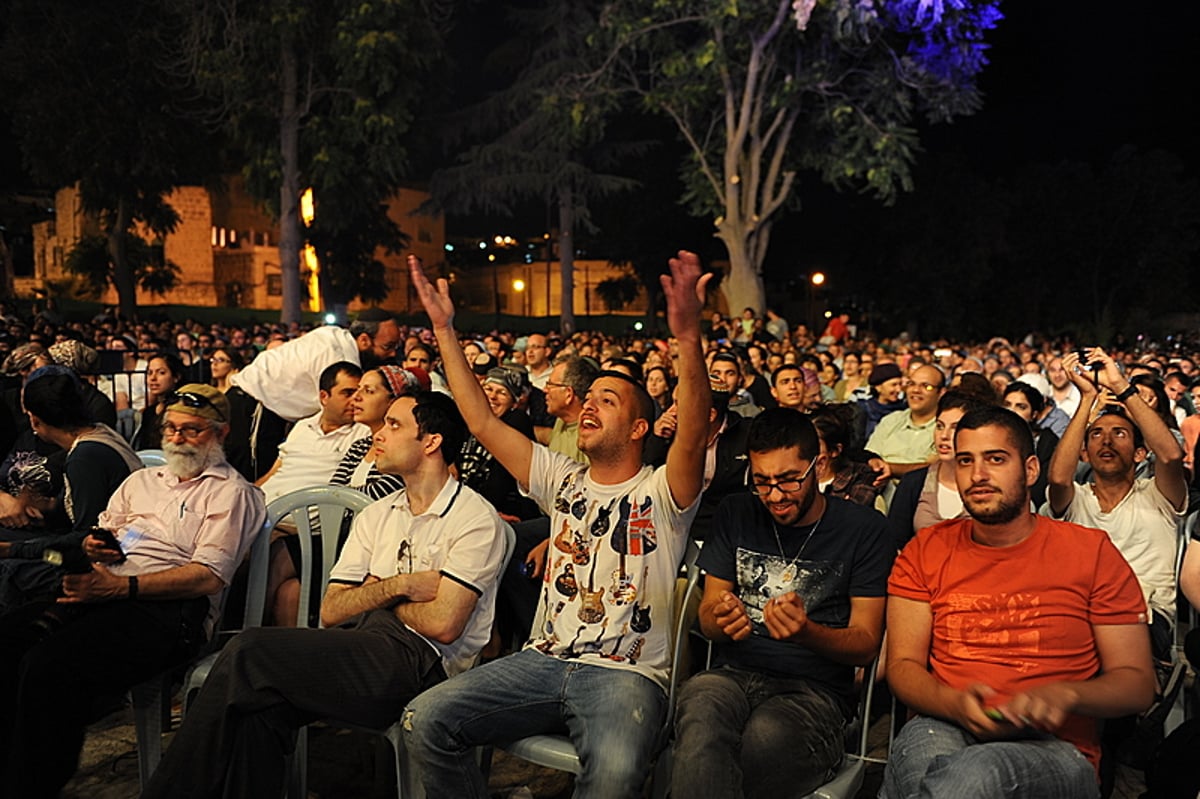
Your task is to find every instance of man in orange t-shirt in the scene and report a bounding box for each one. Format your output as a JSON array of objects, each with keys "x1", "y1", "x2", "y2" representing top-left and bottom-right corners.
[{"x1": 882, "y1": 406, "x2": 1155, "y2": 799}]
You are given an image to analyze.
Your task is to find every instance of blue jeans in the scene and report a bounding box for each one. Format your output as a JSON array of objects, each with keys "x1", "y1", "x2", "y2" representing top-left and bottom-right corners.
[
  {"x1": 403, "y1": 648, "x2": 667, "y2": 799},
  {"x1": 881, "y1": 716, "x2": 1099, "y2": 799},
  {"x1": 672, "y1": 666, "x2": 845, "y2": 798}
]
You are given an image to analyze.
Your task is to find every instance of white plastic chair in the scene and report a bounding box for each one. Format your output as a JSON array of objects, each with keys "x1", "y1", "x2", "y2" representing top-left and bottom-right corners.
[
  {"x1": 132, "y1": 486, "x2": 372, "y2": 787},
  {"x1": 486, "y1": 539, "x2": 703, "y2": 798},
  {"x1": 135, "y1": 448, "x2": 166, "y2": 467}
]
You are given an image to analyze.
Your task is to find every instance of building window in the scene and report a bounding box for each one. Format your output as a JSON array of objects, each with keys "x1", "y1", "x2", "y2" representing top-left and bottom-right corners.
[{"x1": 267, "y1": 274, "x2": 282, "y2": 296}]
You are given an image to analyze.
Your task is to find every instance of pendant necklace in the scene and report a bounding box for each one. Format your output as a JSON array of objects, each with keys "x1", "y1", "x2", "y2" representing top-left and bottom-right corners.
[{"x1": 773, "y1": 507, "x2": 825, "y2": 584}]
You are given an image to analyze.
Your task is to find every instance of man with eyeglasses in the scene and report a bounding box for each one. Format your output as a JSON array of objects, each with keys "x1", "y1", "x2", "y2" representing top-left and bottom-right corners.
[
  {"x1": 231, "y1": 306, "x2": 401, "y2": 422},
  {"x1": 523, "y1": 333, "x2": 554, "y2": 390},
  {"x1": 865, "y1": 363, "x2": 946, "y2": 478},
  {"x1": 0, "y1": 383, "x2": 266, "y2": 797},
  {"x1": 671, "y1": 407, "x2": 893, "y2": 798}
]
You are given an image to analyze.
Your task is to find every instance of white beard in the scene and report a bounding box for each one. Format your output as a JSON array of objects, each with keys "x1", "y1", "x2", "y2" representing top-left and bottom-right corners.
[{"x1": 164, "y1": 437, "x2": 225, "y2": 480}]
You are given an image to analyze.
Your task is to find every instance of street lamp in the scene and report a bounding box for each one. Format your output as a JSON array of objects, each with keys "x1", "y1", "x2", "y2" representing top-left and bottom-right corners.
[{"x1": 808, "y1": 272, "x2": 826, "y2": 333}]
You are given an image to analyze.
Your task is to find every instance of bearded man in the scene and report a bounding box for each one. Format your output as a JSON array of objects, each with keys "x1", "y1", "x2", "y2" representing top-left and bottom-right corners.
[{"x1": 0, "y1": 383, "x2": 266, "y2": 798}]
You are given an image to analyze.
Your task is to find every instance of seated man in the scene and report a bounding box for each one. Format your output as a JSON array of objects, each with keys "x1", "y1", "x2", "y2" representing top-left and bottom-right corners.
[
  {"x1": 0, "y1": 384, "x2": 266, "y2": 797},
  {"x1": 258, "y1": 361, "x2": 368, "y2": 503},
  {"x1": 1046, "y1": 348, "x2": 1187, "y2": 661},
  {"x1": 402, "y1": 250, "x2": 710, "y2": 798},
  {"x1": 866, "y1": 363, "x2": 945, "y2": 478},
  {"x1": 671, "y1": 407, "x2": 893, "y2": 797},
  {"x1": 143, "y1": 391, "x2": 508, "y2": 799},
  {"x1": 883, "y1": 406, "x2": 1155, "y2": 799}
]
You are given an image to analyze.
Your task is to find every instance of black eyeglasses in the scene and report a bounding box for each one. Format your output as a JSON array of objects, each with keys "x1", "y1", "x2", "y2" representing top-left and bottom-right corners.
[
  {"x1": 749, "y1": 457, "x2": 818, "y2": 497},
  {"x1": 172, "y1": 391, "x2": 227, "y2": 422}
]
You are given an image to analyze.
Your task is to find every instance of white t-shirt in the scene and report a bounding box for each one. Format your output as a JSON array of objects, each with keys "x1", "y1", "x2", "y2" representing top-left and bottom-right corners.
[
  {"x1": 231, "y1": 326, "x2": 361, "y2": 421},
  {"x1": 328, "y1": 477, "x2": 508, "y2": 676},
  {"x1": 1060, "y1": 478, "x2": 1185, "y2": 621},
  {"x1": 262, "y1": 413, "x2": 369, "y2": 503},
  {"x1": 524, "y1": 445, "x2": 698, "y2": 689}
]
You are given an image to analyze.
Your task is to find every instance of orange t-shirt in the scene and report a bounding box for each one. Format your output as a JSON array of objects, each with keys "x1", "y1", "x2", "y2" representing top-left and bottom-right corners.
[{"x1": 889, "y1": 515, "x2": 1148, "y2": 771}]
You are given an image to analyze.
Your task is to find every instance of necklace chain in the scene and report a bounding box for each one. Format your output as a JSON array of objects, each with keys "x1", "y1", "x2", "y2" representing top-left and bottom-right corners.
[{"x1": 771, "y1": 507, "x2": 825, "y2": 581}]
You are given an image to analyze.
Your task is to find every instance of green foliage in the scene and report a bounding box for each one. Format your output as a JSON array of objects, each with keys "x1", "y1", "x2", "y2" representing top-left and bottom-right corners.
[
  {"x1": 595, "y1": 271, "x2": 643, "y2": 312},
  {"x1": 178, "y1": 0, "x2": 445, "y2": 308},
  {"x1": 0, "y1": 0, "x2": 215, "y2": 317},
  {"x1": 65, "y1": 235, "x2": 182, "y2": 297}
]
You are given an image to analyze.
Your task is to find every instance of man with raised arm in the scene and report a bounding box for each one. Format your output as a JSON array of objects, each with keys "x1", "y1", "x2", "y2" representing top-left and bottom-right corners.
[
  {"x1": 402, "y1": 251, "x2": 711, "y2": 799},
  {"x1": 1046, "y1": 347, "x2": 1187, "y2": 661},
  {"x1": 883, "y1": 406, "x2": 1155, "y2": 798}
]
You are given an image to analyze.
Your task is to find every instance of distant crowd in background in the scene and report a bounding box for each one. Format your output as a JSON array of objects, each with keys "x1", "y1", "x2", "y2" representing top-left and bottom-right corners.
[{"x1": 4, "y1": 281, "x2": 1200, "y2": 798}]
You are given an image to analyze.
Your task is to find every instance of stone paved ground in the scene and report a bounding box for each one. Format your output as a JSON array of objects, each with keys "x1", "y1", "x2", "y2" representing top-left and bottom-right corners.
[{"x1": 66, "y1": 703, "x2": 1150, "y2": 799}]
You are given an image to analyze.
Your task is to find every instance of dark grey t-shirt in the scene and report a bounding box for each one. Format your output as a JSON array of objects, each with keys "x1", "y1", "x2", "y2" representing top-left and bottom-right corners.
[{"x1": 701, "y1": 494, "x2": 894, "y2": 711}]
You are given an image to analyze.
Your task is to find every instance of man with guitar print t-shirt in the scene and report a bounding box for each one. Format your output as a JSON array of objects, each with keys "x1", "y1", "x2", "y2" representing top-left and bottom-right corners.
[{"x1": 402, "y1": 250, "x2": 711, "y2": 799}]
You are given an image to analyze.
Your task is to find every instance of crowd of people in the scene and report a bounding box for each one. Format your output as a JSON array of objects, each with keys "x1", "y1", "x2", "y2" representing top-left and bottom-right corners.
[{"x1": 1, "y1": 268, "x2": 1199, "y2": 797}]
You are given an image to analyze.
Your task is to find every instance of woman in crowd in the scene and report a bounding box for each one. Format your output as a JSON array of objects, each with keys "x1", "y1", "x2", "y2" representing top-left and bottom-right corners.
[
  {"x1": 0, "y1": 368, "x2": 142, "y2": 611},
  {"x1": 888, "y1": 391, "x2": 993, "y2": 550},
  {"x1": 208, "y1": 347, "x2": 244, "y2": 393},
  {"x1": 458, "y1": 367, "x2": 539, "y2": 522},
  {"x1": 270, "y1": 365, "x2": 416, "y2": 626},
  {"x1": 134, "y1": 353, "x2": 186, "y2": 450},
  {"x1": 809, "y1": 404, "x2": 885, "y2": 511},
  {"x1": 645, "y1": 365, "x2": 674, "y2": 418},
  {"x1": 1000, "y1": 381, "x2": 1059, "y2": 508}
]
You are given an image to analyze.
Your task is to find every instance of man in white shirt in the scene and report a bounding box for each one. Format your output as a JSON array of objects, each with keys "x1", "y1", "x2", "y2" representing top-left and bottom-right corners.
[
  {"x1": 231, "y1": 308, "x2": 401, "y2": 421},
  {"x1": 1046, "y1": 348, "x2": 1187, "y2": 660},
  {"x1": 524, "y1": 333, "x2": 554, "y2": 390},
  {"x1": 258, "y1": 362, "x2": 369, "y2": 503}
]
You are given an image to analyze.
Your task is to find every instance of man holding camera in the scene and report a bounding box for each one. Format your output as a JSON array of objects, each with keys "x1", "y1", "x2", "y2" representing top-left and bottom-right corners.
[
  {"x1": 0, "y1": 384, "x2": 266, "y2": 797},
  {"x1": 1046, "y1": 348, "x2": 1187, "y2": 661}
]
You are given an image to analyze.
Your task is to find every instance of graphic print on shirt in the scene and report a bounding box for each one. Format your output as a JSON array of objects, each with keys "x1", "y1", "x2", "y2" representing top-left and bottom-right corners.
[
  {"x1": 537, "y1": 467, "x2": 667, "y2": 665},
  {"x1": 944, "y1": 591, "x2": 1042, "y2": 672},
  {"x1": 609, "y1": 495, "x2": 656, "y2": 608},
  {"x1": 735, "y1": 547, "x2": 843, "y2": 635}
]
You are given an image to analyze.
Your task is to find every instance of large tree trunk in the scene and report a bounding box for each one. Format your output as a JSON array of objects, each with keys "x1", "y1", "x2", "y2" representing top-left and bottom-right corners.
[
  {"x1": 278, "y1": 36, "x2": 303, "y2": 325},
  {"x1": 558, "y1": 187, "x2": 576, "y2": 335},
  {"x1": 716, "y1": 221, "x2": 766, "y2": 318},
  {"x1": 109, "y1": 196, "x2": 137, "y2": 321}
]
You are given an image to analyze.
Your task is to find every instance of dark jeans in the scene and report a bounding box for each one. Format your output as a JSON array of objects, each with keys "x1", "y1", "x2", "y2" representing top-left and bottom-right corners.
[
  {"x1": 0, "y1": 596, "x2": 207, "y2": 798},
  {"x1": 143, "y1": 608, "x2": 446, "y2": 799},
  {"x1": 671, "y1": 666, "x2": 845, "y2": 798}
]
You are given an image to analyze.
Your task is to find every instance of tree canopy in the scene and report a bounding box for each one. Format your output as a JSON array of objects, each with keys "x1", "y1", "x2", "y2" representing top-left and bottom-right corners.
[
  {"x1": 0, "y1": 0, "x2": 215, "y2": 319},
  {"x1": 175, "y1": 0, "x2": 447, "y2": 321},
  {"x1": 593, "y1": 0, "x2": 1002, "y2": 314}
]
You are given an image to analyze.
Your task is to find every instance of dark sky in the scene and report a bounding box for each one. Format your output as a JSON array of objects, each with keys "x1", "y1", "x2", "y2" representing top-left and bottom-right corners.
[{"x1": 921, "y1": 2, "x2": 1199, "y2": 173}]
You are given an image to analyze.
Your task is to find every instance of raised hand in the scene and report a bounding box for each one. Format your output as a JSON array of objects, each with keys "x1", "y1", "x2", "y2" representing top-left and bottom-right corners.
[
  {"x1": 1060, "y1": 351, "x2": 1098, "y2": 397},
  {"x1": 408, "y1": 254, "x2": 456, "y2": 330},
  {"x1": 661, "y1": 251, "x2": 712, "y2": 338}
]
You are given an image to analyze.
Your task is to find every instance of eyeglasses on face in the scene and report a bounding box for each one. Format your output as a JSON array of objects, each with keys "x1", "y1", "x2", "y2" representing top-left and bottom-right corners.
[
  {"x1": 161, "y1": 422, "x2": 214, "y2": 441},
  {"x1": 749, "y1": 456, "x2": 818, "y2": 497}
]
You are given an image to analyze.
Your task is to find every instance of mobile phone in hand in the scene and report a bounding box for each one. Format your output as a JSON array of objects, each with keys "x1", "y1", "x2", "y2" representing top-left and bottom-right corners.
[{"x1": 89, "y1": 527, "x2": 127, "y2": 562}]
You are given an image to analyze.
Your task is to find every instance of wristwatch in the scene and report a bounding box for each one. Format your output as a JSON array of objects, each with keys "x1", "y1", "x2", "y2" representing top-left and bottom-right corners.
[{"x1": 1114, "y1": 384, "x2": 1138, "y2": 403}]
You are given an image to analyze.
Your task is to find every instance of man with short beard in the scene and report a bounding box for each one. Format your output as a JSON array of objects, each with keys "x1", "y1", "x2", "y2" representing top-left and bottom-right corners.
[
  {"x1": 671, "y1": 408, "x2": 893, "y2": 797},
  {"x1": 0, "y1": 383, "x2": 266, "y2": 797},
  {"x1": 883, "y1": 406, "x2": 1155, "y2": 799}
]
